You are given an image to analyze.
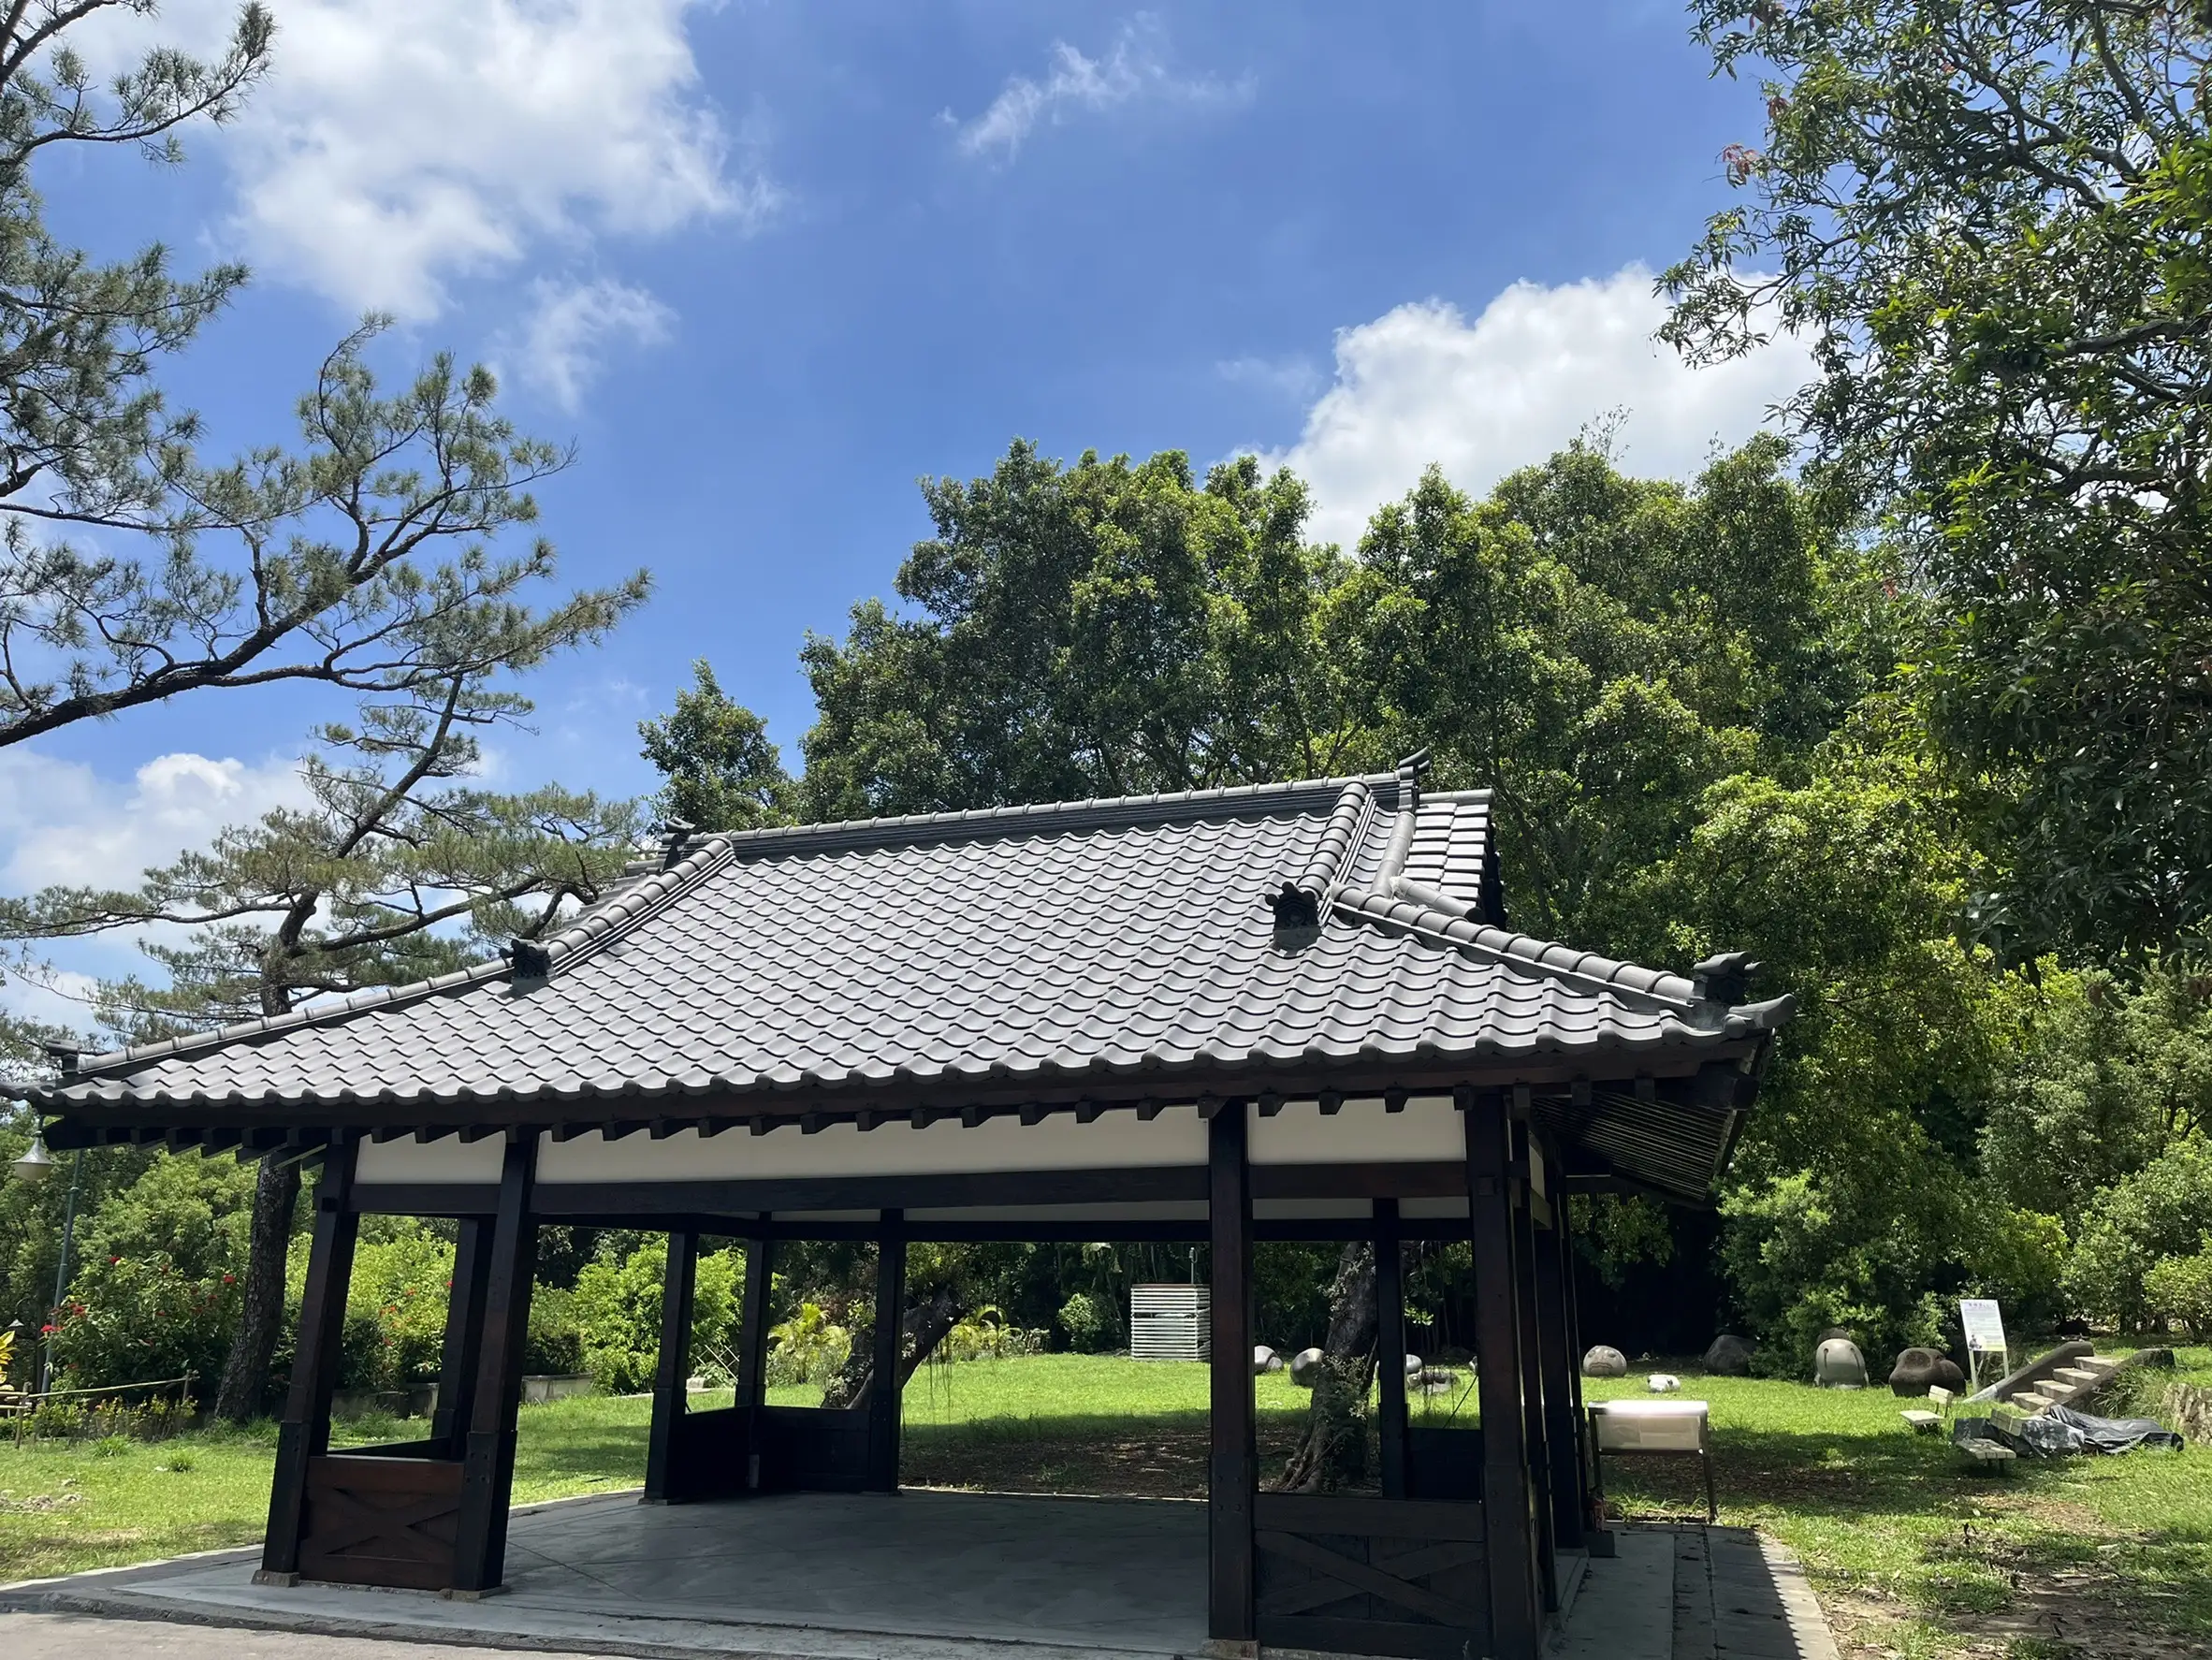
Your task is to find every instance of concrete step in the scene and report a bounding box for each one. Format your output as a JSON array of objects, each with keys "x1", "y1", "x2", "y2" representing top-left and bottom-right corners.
[
  {"x1": 2033, "y1": 1379, "x2": 2072, "y2": 1401},
  {"x1": 2054, "y1": 1366, "x2": 2102, "y2": 1387},
  {"x1": 2083, "y1": 1356, "x2": 2122, "y2": 1370},
  {"x1": 2010, "y1": 1393, "x2": 2050, "y2": 1413}
]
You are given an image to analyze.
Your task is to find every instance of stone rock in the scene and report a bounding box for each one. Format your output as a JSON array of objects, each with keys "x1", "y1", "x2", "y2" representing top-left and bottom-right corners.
[
  {"x1": 1647, "y1": 1374, "x2": 1681, "y2": 1392},
  {"x1": 1886, "y1": 1347, "x2": 1967, "y2": 1397},
  {"x1": 1581, "y1": 1345, "x2": 1628, "y2": 1378},
  {"x1": 1414, "y1": 1367, "x2": 1460, "y2": 1396},
  {"x1": 1253, "y1": 1346, "x2": 1283, "y2": 1376},
  {"x1": 1288, "y1": 1347, "x2": 1326, "y2": 1387},
  {"x1": 1404, "y1": 1353, "x2": 1424, "y2": 1378},
  {"x1": 1702, "y1": 1334, "x2": 1755, "y2": 1376},
  {"x1": 1814, "y1": 1337, "x2": 1868, "y2": 1389}
]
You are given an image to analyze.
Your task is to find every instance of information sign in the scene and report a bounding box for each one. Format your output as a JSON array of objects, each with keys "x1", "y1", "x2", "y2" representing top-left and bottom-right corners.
[
  {"x1": 1959, "y1": 1299, "x2": 2006, "y2": 1353},
  {"x1": 1959, "y1": 1298, "x2": 2008, "y2": 1395}
]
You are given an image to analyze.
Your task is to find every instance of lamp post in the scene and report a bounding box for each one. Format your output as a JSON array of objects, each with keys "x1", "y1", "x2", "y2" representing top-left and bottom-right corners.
[{"x1": 8, "y1": 1123, "x2": 84, "y2": 1395}]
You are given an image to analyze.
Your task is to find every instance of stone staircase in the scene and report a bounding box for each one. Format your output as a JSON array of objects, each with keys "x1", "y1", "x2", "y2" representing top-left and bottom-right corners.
[{"x1": 2007, "y1": 1354, "x2": 2122, "y2": 1416}]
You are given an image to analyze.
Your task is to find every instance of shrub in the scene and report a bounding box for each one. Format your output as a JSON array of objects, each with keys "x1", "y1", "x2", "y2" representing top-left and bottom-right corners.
[
  {"x1": 1056, "y1": 1292, "x2": 1106, "y2": 1353},
  {"x1": 527, "y1": 1286, "x2": 585, "y2": 1376},
  {"x1": 1958, "y1": 1206, "x2": 2070, "y2": 1336},
  {"x1": 340, "y1": 1230, "x2": 455, "y2": 1391},
  {"x1": 2065, "y1": 1142, "x2": 2212, "y2": 1329},
  {"x1": 939, "y1": 1306, "x2": 1044, "y2": 1362},
  {"x1": 765, "y1": 1302, "x2": 850, "y2": 1386},
  {"x1": 2145, "y1": 1241, "x2": 2212, "y2": 1338},
  {"x1": 47, "y1": 1250, "x2": 240, "y2": 1390},
  {"x1": 571, "y1": 1239, "x2": 739, "y2": 1393}
]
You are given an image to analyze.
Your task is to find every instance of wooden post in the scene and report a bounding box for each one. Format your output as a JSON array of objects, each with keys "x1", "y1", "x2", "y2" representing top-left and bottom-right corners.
[
  {"x1": 1374, "y1": 1197, "x2": 1410, "y2": 1501},
  {"x1": 643, "y1": 1229, "x2": 699, "y2": 1504},
  {"x1": 258, "y1": 1136, "x2": 359, "y2": 1582},
  {"x1": 430, "y1": 1216, "x2": 491, "y2": 1457},
  {"x1": 1531, "y1": 1164, "x2": 1585, "y2": 1551},
  {"x1": 1557, "y1": 1191, "x2": 1594, "y2": 1530},
  {"x1": 735, "y1": 1234, "x2": 774, "y2": 1408},
  {"x1": 1463, "y1": 1087, "x2": 1539, "y2": 1657},
  {"x1": 450, "y1": 1132, "x2": 538, "y2": 1594},
  {"x1": 1509, "y1": 1117, "x2": 1558, "y2": 1611},
  {"x1": 865, "y1": 1211, "x2": 905, "y2": 1493},
  {"x1": 1208, "y1": 1101, "x2": 1256, "y2": 1647}
]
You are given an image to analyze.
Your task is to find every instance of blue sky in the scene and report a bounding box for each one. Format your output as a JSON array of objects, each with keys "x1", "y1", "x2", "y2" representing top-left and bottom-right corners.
[{"x1": 3, "y1": 0, "x2": 1811, "y2": 1019}]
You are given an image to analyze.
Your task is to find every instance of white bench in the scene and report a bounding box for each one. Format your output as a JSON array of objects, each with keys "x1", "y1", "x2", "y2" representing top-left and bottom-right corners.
[
  {"x1": 1901, "y1": 1384, "x2": 1955, "y2": 1434},
  {"x1": 1589, "y1": 1398, "x2": 1714, "y2": 1522}
]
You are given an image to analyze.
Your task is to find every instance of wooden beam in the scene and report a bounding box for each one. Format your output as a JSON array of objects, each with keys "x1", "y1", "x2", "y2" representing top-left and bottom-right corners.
[
  {"x1": 865, "y1": 1212, "x2": 906, "y2": 1493},
  {"x1": 257, "y1": 1133, "x2": 360, "y2": 1583},
  {"x1": 1463, "y1": 1087, "x2": 1539, "y2": 1657},
  {"x1": 450, "y1": 1132, "x2": 538, "y2": 1594},
  {"x1": 1374, "y1": 1197, "x2": 1409, "y2": 1502},
  {"x1": 643, "y1": 1229, "x2": 699, "y2": 1504},
  {"x1": 429, "y1": 1217, "x2": 492, "y2": 1458},
  {"x1": 1208, "y1": 1100, "x2": 1256, "y2": 1644}
]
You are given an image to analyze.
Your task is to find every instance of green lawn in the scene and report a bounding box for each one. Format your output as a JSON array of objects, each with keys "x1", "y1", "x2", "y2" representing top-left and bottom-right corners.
[{"x1": 2, "y1": 1352, "x2": 2206, "y2": 1660}]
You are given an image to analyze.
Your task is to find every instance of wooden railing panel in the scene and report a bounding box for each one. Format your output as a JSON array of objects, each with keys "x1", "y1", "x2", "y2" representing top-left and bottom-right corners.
[
  {"x1": 1253, "y1": 1493, "x2": 1488, "y2": 1660},
  {"x1": 666, "y1": 1404, "x2": 755, "y2": 1502},
  {"x1": 755, "y1": 1405, "x2": 871, "y2": 1493},
  {"x1": 298, "y1": 1453, "x2": 462, "y2": 1591}
]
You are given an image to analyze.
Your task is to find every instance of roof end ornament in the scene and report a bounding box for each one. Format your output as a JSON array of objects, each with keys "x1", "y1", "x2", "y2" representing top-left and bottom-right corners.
[
  {"x1": 509, "y1": 938, "x2": 553, "y2": 983},
  {"x1": 1692, "y1": 952, "x2": 1761, "y2": 1006}
]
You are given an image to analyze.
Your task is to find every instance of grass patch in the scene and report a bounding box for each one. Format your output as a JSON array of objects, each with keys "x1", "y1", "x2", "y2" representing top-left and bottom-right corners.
[{"x1": 1, "y1": 1348, "x2": 2204, "y2": 1659}]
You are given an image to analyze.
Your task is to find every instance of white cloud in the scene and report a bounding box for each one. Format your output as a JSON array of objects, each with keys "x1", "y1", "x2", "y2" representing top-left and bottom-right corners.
[
  {"x1": 507, "y1": 278, "x2": 675, "y2": 412},
  {"x1": 1261, "y1": 266, "x2": 1816, "y2": 547},
  {"x1": 955, "y1": 16, "x2": 1253, "y2": 161},
  {"x1": 91, "y1": 0, "x2": 767, "y2": 318},
  {"x1": 0, "y1": 750, "x2": 310, "y2": 893}
]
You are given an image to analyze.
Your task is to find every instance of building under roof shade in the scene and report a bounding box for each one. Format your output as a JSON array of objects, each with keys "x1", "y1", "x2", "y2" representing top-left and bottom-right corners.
[{"x1": 23, "y1": 761, "x2": 1791, "y2": 1660}]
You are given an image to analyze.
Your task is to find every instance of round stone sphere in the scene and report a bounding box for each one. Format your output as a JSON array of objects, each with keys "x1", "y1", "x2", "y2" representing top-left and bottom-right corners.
[
  {"x1": 1404, "y1": 1353, "x2": 1424, "y2": 1378},
  {"x1": 1253, "y1": 1345, "x2": 1282, "y2": 1376},
  {"x1": 1814, "y1": 1336, "x2": 1869, "y2": 1389},
  {"x1": 1288, "y1": 1347, "x2": 1326, "y2": 1388},
  {"x1": 1703, "y1": 1334, "x2": 1755, "y2": 1376},
  {"x1": 1581, "y1": 1345, "x2": 1628, "y2": 1378}
]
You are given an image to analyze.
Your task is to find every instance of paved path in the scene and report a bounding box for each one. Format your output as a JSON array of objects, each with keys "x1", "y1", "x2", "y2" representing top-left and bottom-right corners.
[
  {"x1": 1, "y1": 1610, "x2": 614, "y2": 1657},
  {"x1": 1671, "y1": 1528, "x2": 1839, "y2": 1660}
]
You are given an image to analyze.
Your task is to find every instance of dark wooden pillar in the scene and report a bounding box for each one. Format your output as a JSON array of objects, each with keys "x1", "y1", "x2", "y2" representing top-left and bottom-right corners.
[
  {"x1": 1531, "y1": 1178, "x2": 1585, "y2": 1551},
  {"x1": 430, "y1": 1216, "x2": 492, "y2": 1456},
  {"x1": 1463, "y1": 1087, "x2": 1540, "y2": 1657},
  {"x1": 643, "y1": 1229, "x2": 699, "y2": 1504},
  {"x1": 1509, "y1": 1116, "x2": 1558, "y2": 1611},
  {"x1": 1374, "y1": 1197, "x2": 1410, "y2": 1501},
  {"x1": 1208, "y1": 1101, "x2": 1256, "y2": 1646},
  {"x1": 1558, "y1": 1190, "x2": 1594, "y2": 1531},
  {"x1": 451, "y1": 1132, "x2": 538, "y2": 1594},
  {"x1": 735, "y1": 1234, "x2": 774, "y2": 1408},
  {"x1": 259, "y1": 1136, "x2": 360, "y2": 1581},
  {"x1": 865, "y1": 1211, "x2": 905, "y2": 1493}
]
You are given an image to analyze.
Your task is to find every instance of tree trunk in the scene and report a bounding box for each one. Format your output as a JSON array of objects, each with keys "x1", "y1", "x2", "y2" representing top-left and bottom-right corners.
[
  {"x1": 212, "y1": 1158, "x2": 301, "y2": 1422},
  {"x1": 820, "y1": 1285, "x2": 965, "y2": 1410},
  {"x1": 1276, "y1": 1243, "x2": 1378, "y2": 1493}
]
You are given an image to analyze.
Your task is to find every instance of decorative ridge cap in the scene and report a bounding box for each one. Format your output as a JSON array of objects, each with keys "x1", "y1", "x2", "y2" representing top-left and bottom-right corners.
[
  {"x1": 63, "y1": 958, "x2": 511, "y2": 1082},
  {"x1": 1290, "y1": 780, "x2": 1372, "y2": 899},
  {"x1": 1340, "y1": 880, "x2": 1714, "y2": 1010},
  {"x1": 673, "y1": 774, "x2": 1396, "y2": 862},
  {"x1": 61, "y1": 836, "x2": 749, "y2": 1085}
]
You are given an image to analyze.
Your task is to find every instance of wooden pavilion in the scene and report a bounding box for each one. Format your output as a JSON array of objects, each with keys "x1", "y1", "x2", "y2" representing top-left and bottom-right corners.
[{"x1": 24, "y1": 761, "x2": 1789, "y2": 1660}]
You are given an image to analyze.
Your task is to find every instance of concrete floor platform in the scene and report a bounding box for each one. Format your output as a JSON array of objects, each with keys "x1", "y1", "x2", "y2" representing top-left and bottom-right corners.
[{"x1": 2, "y1": 1491, "x2": 1841, "y2": 1660}]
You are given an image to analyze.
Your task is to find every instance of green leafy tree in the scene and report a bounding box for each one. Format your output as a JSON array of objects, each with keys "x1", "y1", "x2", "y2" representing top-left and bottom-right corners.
[
  {"x1": 637, "y1": 659, "x2": 793, "y2": 831},
  {"x1": 1980, "y1": 956, "x2": 2212, "y2": 1222},
  {"x1": 2066, "y1": 1139, "x2": 2212, "y2": 1329},
  {"x1": 571, "y1": 1237, "x2": 740, "y2": 1394},
  {"x1": 1665, "y1": 0, "x2": 2212, "y2": 953},
  {"x1": 7, "y1": 672, "x2": 645, "y2": 1420},
  {"x1": 799, "y1": 444, "x2": 1384, "y2": 818}
]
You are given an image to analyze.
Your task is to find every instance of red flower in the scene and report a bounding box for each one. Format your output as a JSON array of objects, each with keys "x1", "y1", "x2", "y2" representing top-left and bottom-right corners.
[
  {"x1": 39, "y1": 1323, "x2": 54, "y2": 1335},
  {"x1": 223, "y1": 1274, "x2": 235, "y2": 1284}
]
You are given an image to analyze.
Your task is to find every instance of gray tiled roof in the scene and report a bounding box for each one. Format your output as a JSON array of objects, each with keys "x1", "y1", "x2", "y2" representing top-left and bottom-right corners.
[{"x1": 33, "y1": 774, "x2": 1791, "y2": 1173}]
